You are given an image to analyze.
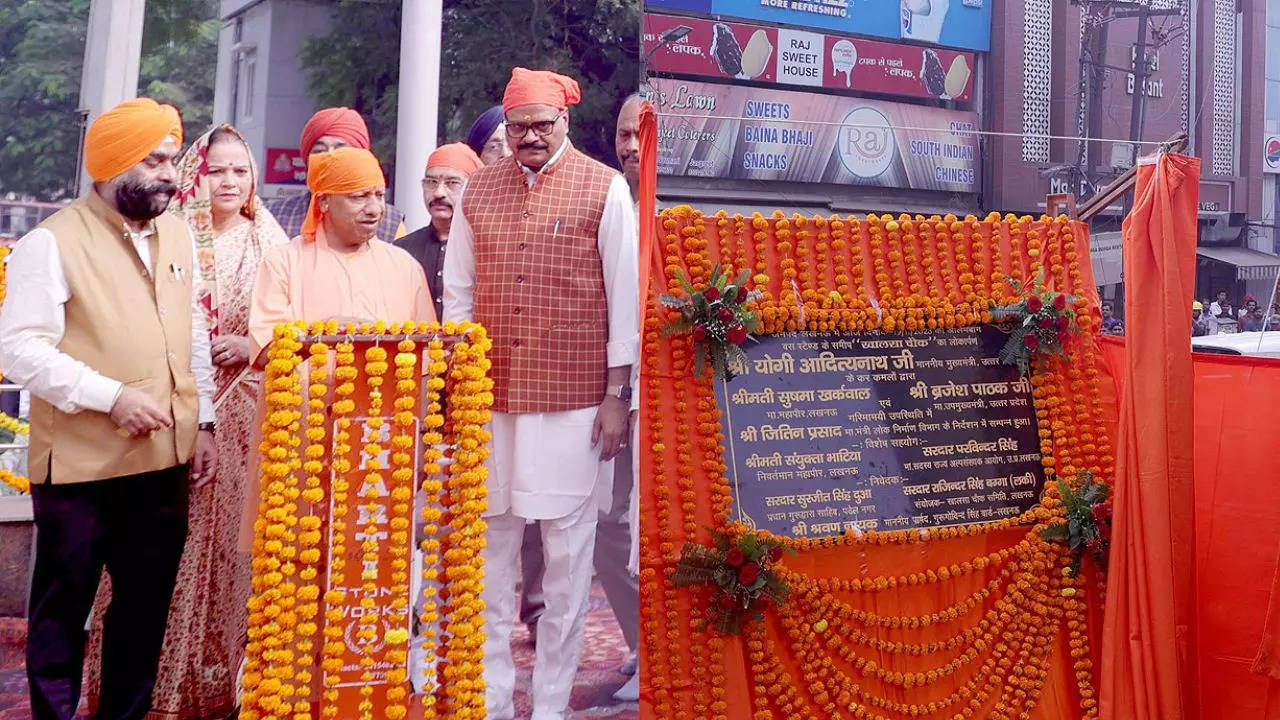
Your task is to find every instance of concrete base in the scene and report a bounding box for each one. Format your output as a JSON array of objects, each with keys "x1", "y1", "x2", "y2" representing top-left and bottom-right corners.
[{"x1": 0, "y1": 495, "x2": 32, "y2": 617}]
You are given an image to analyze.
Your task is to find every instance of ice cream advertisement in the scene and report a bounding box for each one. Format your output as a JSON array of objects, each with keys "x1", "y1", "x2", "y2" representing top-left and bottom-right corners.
[
  {"x1": 705, "y1": 0, "x2": 991, "y2": 52},
  {"x1": 644, "y1": 13, "x2": 974, "y2": 102},
  {"x1": 648, "y1": 78, "x2": 980, "y2": 192}
]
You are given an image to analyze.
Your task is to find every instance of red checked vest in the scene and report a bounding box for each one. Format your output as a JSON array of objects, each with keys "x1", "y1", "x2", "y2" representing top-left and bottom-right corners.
[
  {"x1": 28, "y1": 191, "x2": 199, "y2": 484},
  {"x1": 462, "y1": 143, "x2": 616, "y2": 413}
]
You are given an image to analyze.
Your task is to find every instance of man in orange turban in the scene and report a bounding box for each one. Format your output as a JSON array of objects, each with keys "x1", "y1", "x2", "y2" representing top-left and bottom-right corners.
[
  {"x1": 444, "y1": 67, "x2": 638, "y2": 720},
  {"x1": 266, "y1": 107, "x2": 407, "y2": 243},
  {"x1": 0, "y1": 96, "x2": 218, "y2": 719},
  {"x1": 248, "y1": 147, "x2": 434, "y2": 366},
  {"x1": 395, "y1": 142, "x2": 483, "y2": 318}
]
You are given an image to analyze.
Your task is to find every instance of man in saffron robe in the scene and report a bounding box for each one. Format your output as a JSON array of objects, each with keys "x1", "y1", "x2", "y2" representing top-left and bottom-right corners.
[
  {"x1": 444, "y1": 67, "x2": 638, "y2": 720},
  {"x1": 248, "y1": 146, "x2": 434, "y2": 366}
]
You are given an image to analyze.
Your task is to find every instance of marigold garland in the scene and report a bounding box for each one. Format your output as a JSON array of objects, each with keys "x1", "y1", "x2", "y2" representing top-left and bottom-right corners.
[
  {"x1": 240, "y1": 321, "x2": 493, "y2": 720},
  {"x1": 0, "y1": 246, "x2": 30, "y2": 496},
  {"x1": 0, "y1": 468, "x2": 29, "y2": 494},
  {"x1": 0, "y1": 411, "x2": 29, "y2": 436},
  {"x1": 643, "y1": 206, "x2": 1113, "y2": 719}
]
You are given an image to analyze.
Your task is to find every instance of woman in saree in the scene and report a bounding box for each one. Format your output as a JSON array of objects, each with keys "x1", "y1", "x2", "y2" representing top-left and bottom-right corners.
[{"x1": 85, "y1": 124, "x2": 290, "y2": 719}]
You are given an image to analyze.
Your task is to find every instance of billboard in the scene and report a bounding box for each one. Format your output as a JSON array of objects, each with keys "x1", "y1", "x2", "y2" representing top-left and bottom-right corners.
[
  {"x1": 644, "y1": 12, "x2": 975, "y2": 102},
  {"x1": 704, "y1": 0, "x2": 992, "y2": 52},
  {"x1": 650, "y1": 79, "x2": 980, "y2": 192}
]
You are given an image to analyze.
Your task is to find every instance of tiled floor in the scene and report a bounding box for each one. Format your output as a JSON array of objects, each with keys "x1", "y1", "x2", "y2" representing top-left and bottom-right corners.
[{"x1": 0, "y1": 582, "x2": 637, "y2": 720}]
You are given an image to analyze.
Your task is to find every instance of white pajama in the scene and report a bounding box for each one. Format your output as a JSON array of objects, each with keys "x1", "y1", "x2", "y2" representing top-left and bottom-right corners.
[{"x1": 481, "y1": 448, "x2": 606, "y2": 720}]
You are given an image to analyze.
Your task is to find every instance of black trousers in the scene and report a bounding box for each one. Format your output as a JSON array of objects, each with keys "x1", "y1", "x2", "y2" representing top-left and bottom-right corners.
[{"x1": 27, "y1": 465, "x2": 190, "y2": 720}]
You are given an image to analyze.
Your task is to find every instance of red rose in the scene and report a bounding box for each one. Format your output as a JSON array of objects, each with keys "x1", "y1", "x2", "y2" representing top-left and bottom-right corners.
[
  {"x1": 1039, "y1": 316, "x2": 1055, "y2": 330},
  {"x1": 704, "y1": 287, "x2": 721, "y2": 302},
  {"x1": 767, "y1": 545, "x2": 783, "y2": 563},
  {"x1": 1023, "y1": 333, "x2": 1040, "y2": 349},
  {"x1": 725, "y1": 547, "x2": 745, "y2": 567},
  {"x1": 1057, "y1": 316, "x2": 1071, "y2": 332},
  {"x1": 1053, "y1": 293, "x2": 1068, "y2": 311},
  {"x1": 718, "y1": 592, "x2": 736, "y2": 610},
  {"x1": 1026, "y1": 295, "x2": 1043, "y2": 313},
  {"x1": 717, "y1": 307, "x2": 734, "y2": 323},
  {"x1": 1085, "y1": 538, "x2": 1102, "y2": 554},
  {"x1": 1091, "y1": 503, "x2": 1109, "y2": 525},
  {"x1": 1100, "y1": 522, "x2": 1112, "y2": 542},
  {"x1": 726, "y1": 325, "x2": 748, "y2": 344},
  {"x1": 692, "y1": 324, "x2": 707, "y2": 341},
  {"x1": 737, "y1": 561, "x2": 760, "y2": 585}
]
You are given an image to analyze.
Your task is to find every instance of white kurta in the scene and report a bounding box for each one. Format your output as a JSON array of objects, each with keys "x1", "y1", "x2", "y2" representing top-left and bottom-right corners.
[
  {"x1": 0, "y1": 225, "x2": 216, "y2": 424},
  {"x1": 442, "y1": 139, "x2": 639, "y2": 520}
]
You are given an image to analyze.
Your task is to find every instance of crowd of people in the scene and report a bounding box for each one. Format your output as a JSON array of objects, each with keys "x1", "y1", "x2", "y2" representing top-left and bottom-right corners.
[
  {"x1": 0, "y1": 66, "x2": 643, "y2": 720},
  {"x1": 1101, "y1": 290, "x2": 1280, "y2": 339}
]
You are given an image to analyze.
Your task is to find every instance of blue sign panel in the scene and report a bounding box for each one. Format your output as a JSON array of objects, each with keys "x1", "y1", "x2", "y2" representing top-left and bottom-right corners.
[
  {"x1": 645, "y1": 0, "x2": 714, "y2": 12},
  {"x1": 707, "y1": 0, "x2": 992, "y2": 52},
  {"x1": 716, "y1": 325, "x2": 1044, "y2": 539}
]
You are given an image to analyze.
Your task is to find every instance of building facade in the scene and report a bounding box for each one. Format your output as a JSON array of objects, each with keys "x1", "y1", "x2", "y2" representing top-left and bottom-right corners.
[
  {"x1": 213, "y1": 0, "x2": 338, "y2": 201},
  {"x1": 988, "y1": 0, "x2": 1279, "y2": 305}
]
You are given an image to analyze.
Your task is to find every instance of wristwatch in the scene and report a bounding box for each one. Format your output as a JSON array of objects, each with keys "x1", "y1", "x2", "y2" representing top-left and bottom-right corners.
[
  {"x1": 606, "y1": 384, "x2": 633, "y2": 403},
  {"x1": 199, "y1": 422, "x2": 216, "y2": 434}
]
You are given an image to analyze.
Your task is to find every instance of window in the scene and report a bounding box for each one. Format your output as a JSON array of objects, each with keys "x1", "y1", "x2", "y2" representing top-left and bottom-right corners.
[
  {"x1": 1267, "y1": 80, "x2": 1280, "y2": 126},
  {"x1": 240, "y1": 50, "x2": 257, "y2": 119},
  {"x1": 1268, "y1": 26, "x2": 1280, "y2": 81}
]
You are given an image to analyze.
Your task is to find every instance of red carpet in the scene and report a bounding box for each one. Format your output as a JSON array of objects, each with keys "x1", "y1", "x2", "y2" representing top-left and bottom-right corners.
[{"x1": 0, "y1": 581, "x2": 637, "y2": 720}]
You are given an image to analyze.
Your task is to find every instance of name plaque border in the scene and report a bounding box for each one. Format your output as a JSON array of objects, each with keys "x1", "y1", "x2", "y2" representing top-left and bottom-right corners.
[{"x1": 714, "y1": 326, "x2": 1047, "y2": 539}]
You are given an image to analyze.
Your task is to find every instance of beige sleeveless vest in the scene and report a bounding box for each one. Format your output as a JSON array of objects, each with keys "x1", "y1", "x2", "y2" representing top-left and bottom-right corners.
[{"x1": 26, "y1": 191, "x2": 199, "y2": 484}]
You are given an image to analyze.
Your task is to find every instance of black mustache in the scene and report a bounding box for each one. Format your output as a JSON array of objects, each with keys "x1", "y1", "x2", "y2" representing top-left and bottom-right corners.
[
  {"x1": 518, "y1": 142, "x2": 548, "y2": 151},
  {"x1": 150, "y1": 182, "x2": 178, "y2": 195},
  {"x1": 429, "y1": 200, "x2": 452, "y2": 209}
]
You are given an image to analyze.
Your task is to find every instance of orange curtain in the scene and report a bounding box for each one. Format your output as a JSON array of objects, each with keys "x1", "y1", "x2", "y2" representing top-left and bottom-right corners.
[
  {"x1": 1099, "y1": 338, "x2": 1280, "y2": 720},
  {"x1": 638, "y1": 101, "x2": 659, "y2": 328},
  {"x1": 1100, "y1": 153, "x2": 1202, "y2": 719}
]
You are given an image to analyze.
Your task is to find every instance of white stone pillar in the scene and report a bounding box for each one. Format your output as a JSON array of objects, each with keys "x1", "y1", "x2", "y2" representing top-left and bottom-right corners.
[
  {"x1": 77, "y1": 0, "x2": 147, "y2": 195},
  {"x1": 395, "y1": 0, "x2": 442, "y2": 233}
]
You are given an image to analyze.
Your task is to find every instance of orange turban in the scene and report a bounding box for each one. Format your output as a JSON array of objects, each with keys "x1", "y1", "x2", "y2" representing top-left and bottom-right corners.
[
  {"x1": 426, "y1": 143, "x2": 483, "y2": 176},
  {"x1": 502, "y1": 67, "x2": 582, "y2": 112},
  {"x1": 299, "y1": 107, "x2": 371, "y2": 158},
  {"x1": 83, "y1": 98, "x2": 183, "y2": 182},
  {"x1": 302, "y1": 147, "x2": 385, "y2": 241}
]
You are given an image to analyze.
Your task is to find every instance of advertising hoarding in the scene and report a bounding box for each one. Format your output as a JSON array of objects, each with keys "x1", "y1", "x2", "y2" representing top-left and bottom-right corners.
[
  {"x1": 650, "y1": 79, "x2": 980, "y2": 192},
  {"x1": 644, "y1": 12, "x2": 975, "y2": 101},
  {"x1": 703, "y1": 0, "x2": 992, "y2": 52}
]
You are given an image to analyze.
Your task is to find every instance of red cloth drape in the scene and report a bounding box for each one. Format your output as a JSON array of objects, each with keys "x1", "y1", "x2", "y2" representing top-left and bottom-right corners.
[
  {"x1": 638, "y1": 101, "x2": 658, "y2": 325},
  {"x1": 1100, "y1": 153, "x2": 1202, "y2": 719},
  {"x1": 1100, "y1": 338, "x2": 1280, "y2": 720}
]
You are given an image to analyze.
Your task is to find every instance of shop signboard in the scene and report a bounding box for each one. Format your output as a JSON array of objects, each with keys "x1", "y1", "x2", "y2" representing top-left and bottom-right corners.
[
  {"x1": 644, "y1": 12, "x2": 975, "y2": 101},
  {"x1": 1265, "y1": 134, "x2": 1280, "y2": 174},
  {"x1": 264, "y1": 147, "x2": 307, "y2": 185},
  {"x1": 705, "y1": 0, "x2": 992, "y2": 52},
  {"x1": 650, "y1": 78, "x2": 980, "y2": 193}
]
